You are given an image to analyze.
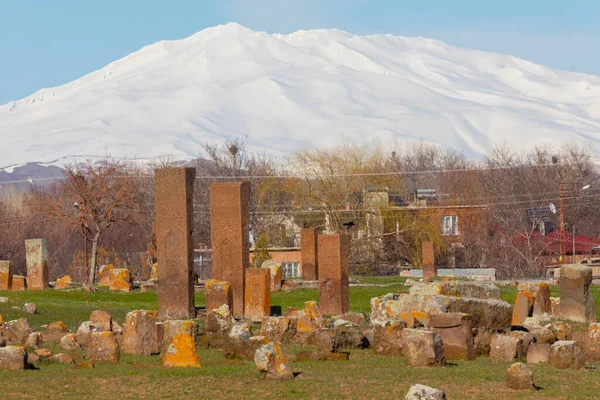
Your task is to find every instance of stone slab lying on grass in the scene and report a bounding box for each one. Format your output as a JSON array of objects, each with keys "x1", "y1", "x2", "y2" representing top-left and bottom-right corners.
[
  {"x1": 430, "y1": 313, "x2": 475, "y2": 361},
  {"x1": 370, "y1": 293, "x2": 512, "y2": 331},
  {"x1": 548, "y1": 340, "x2": 586, "y2": 369},
  {"x1": 409, "y1": 281, "x2": 501, "y2": 299},
  {"x1": 405, "y1": 384, "x2": 446, "y2": 400},
  {"x1": 0, "y1": 346, "x2": 27, "y2": 370},
  {"x1": 5, "y1": 318, "x2": 32, "y2": 345},
  {"x1": 373, "y1": 321, "x2": 405, "y2": 356}
]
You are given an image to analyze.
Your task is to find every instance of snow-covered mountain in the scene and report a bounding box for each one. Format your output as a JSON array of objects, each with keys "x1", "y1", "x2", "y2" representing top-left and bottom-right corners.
[{"x1": 1, "y1": 22, "x2": 600, "y2": 168}]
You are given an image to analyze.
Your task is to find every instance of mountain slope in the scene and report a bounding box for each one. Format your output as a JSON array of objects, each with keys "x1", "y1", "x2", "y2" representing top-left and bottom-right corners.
[{"x1": 1, "y1": 22, "x2": 599, "y2": 168}]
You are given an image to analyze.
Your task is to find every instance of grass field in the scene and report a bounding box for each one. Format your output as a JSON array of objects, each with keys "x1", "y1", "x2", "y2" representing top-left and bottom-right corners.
[{"x1": 1, "y1": 278, "x2": 599, "y2": 399}]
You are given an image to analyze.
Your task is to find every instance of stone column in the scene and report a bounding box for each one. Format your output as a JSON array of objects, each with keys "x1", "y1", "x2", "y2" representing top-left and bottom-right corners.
[
  {"x1": 318, "y1": 234, "x2": 350, "y2": 315},
  {"x1": 301, "y1": 228, "x2": 318, "y2": 281},
  {"x1": 210, "y1": 182, "x2": 250, "y2": 318},
  {"x1": 155, "y1": 168, "x2": 196, "y2": 320},
  {"x1": 244, "y1": 267, "x2": 271, "y2": 320},
  {"x1": 25, "y1": 239, "x2": 48, "y2": 290},
  {"x1": 422, "y1": 241, "x2": 436, "y2": 278},
  {"x1": 0, "y1": 260, "x2": 13, "y2": 290}
]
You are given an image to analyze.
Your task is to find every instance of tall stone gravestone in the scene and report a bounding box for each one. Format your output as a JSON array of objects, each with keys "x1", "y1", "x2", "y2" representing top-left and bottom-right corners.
[
  {"x1": 210, "y1": 182, "x2": 250, "y2": 319},
  {"x1": 318, "y1": 234, "x2": 350, "y2": 315},
  {"x1": 557, "y1": 264, "x2": 597, "y2": 322},
  {"x1": 422, "y1": 241, "x2": 436, "y2": 278},
  {"x1": 154, "y1": 168, "x2": 196, "y2": 320},
  {"x1": 25, "y1": 239, "x2": 48, "y2": 290},
  {"x1": 301, "y1": 228, "x2": 318, "y2": 281}
]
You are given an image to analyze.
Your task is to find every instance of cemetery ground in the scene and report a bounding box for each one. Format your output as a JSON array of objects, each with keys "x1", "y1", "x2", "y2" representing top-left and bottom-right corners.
[{"x1": 1, "y1": 278, "x2": 599, "y2": 399}]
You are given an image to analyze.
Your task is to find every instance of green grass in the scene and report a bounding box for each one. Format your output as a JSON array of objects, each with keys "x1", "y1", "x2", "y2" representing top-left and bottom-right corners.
[{"x1": 1, "y1": 278, "x2": 600, "y2": 399}]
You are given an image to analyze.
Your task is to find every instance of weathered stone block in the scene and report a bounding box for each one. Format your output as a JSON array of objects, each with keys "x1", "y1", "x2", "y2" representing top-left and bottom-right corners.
[
  {"x1": 300, "y1": 228, "x2": 318, "y2": 281},
  {"x1": 509, "y1": 330, "x2": 534, "y2": 357},
  {"x1": 262, "y1": 260, "x2": 282, "y2": 292},
  {"x1": 511, "y1": 292, "x2": 534, "y2": 326},
  {"x1": 25, "y1": 239, "x2": 48, "y2": 290},
  {"x1": 11, "y1": 275, "x2": 26, "y2": 291},
  {"x1": 5, "y1": 318, "x2": 32, "y2": 345},
  {"x1": 405, "y1": 384, "x2": 446, "y2": 400},
  {"x1": 161, "y1": 332, "x2": 200, "y2": 368},
  {"x1": 505, "y1": 362, "x2": 534, "y2": 390},
  {"x1": 260, "y1": 316, "x2": 297, "y2": 343},
  {"x1": 527, "y1": 343, "x2": 550, "y2": 364},
  {"x1": 42, "y1": 321, "x2": 69, "y2": 343},
  {"x1": 548, "y1": 340, "x2": 586, "y2": 369},
  {"x1": 24, "y1": 332, "x2": 42, "y2": 350},
  {"x1": 150, "y1": 263, "x2": 158, "y2": 281},
  {"x1": 98, "y1": 264, "x2": 115, "y2": 287},
  {"x1": 409, "y1": 281, "x2": 501, "y2": 299},
  {"x1": 430, "y1": 313, "x2": 475, "y2": 360},
  {"x1": 244, "y1": 267, "x2": 271, "y2": 320},
  {"x1": 90, "y1": 310, "x2": 113, "y2": 332},
  {"x1": 60, "y1": 333, "x2": 83, "y2": 351},
  {"x1": 0, "y1": 346, "x2": 27, "y2": 370},
  {"x1": 373, "y1": 321, "x2": 405, "y2": 356},
  {"x1": 55, "y1": 276, "x2": 72, "y2": 290},
  {"x1": 122, "y1": 310, "x2": 157, "y2": 356},
  {"x1": 87, "y1": 331, "x2": 120, "y2": 363},
  {"x1": 109, "y1": 269, "x2": 131, "y2": 292},
  {"x1": 205, "y1": 305, "x2": 233, "y2": 334},
  {"x1": 318, "y1": 234, "x2": 350, "y2": 315},
  {"x1": 162, "y1": 319, "x2": 199, "y2": 355},
  {"x1": 0, "y1": 260, "x2": 13, "y2": 290},
  {"x1": 490, "y1": 334, "x2": 521, "y2": 362},
  {"x1": 254, "y1": 340, "x2": 293, "y2": 380},
  {"x1": 76, "y1": 321, "x2": 96, "y2": 347},
  {"x1": 548, "y1": 320, "x2": 572, "y2": 341},
  {"x1": 204, "y1": 279, "x2": 232, "y2": 314},
  {"x1": 210, "y1": 181, "x2": 250, "y2": 319},
  {"x1": 557, "y1": 264, "x2": 596, "y2": 322},
  {"x1": 402, "y1": 329, "x2": 445, "y2": 367}
]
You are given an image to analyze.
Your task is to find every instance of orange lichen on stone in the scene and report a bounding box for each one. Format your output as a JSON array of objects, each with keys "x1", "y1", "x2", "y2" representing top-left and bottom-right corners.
[
  {"x1": 162, "y1": 333, "x2": 200, "y2": 368},
  {"x1": 11, "y1": 275, "x2": 26, "y2": 291},
  {"x1": 55, "y1": 276, "x2": 72, "y2": 290},
  {"x1": 205, "y1": 279, "x2": 232, "y2": 313},
  {"x1": 304, "y1": 301, "x2": 323, "y2": 320},
  {"x1": 98, "y1": 264, "x2": 115, "y2": 287},
  {"x1": 0, "y1": 314, "x2": 3, "y2": 323},
  {"x1": 296, "y1": 314, "x2": 315, "y2": 333},
  {"x1": 109, "y1": 269, "x2": 131, "y2": 292},
  {"x1": 0, "y1": 261, "x2": 13, "y2": 290},
  {"x1": 512, "y1": 292, "x2": 535, "y2": 326}
]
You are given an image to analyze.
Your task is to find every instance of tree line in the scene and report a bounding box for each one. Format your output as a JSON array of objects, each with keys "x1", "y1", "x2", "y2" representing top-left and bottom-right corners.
[{"x1": 0, "y1": 138, "x2": 597, "y2": 282}]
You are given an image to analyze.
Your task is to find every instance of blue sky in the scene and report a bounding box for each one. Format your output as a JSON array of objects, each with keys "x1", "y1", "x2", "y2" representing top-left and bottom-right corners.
[{"x1": 1, "y1": 0, "x2": 599, "y2": 104}]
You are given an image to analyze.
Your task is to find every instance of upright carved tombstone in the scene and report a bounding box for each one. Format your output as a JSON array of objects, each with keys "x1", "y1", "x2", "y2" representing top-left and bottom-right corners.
[
  {"x1": 318, "y1": 234, "x2": 350, "y2": 315},
  {"x1": 210, "y1": 182, "x2": 250, "y2": 318},
  {"x1": 25, "y1": 239, "x2": 48, "y2": 290},
  {"x1": 301, "y1": 228, "x2": 319, "y2": 281},
  {"x1": 154, "y1": 168, "x2": 196, "y2": 320},
  {"x1": 422, "y1": 241, "x2": 436, "y2": 278}
]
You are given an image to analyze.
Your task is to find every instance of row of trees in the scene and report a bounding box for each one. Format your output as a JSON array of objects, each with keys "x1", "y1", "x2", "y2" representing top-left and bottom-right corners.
[{"x1": 0, "y1": 138, "x2": 597, "y2": 282}]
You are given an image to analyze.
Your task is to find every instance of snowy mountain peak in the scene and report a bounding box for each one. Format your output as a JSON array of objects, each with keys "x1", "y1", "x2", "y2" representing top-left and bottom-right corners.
[{"x1": 1, "y1": 24, "x2": 600, "y2": 168}]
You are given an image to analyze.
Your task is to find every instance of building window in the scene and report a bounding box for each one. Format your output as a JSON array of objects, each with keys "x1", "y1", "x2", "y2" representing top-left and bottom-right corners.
[
  {"x1": 440, "y1": 215, "x2": 458, "y2": 236},
  {"x1": 282, "y1": 262, "x2": 301, "y2": 279}
]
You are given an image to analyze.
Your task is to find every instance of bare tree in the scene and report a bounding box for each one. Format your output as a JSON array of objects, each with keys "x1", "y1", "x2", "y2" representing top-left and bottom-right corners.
[{"x1": 28, "y1": 159, "x2": 138, "y2": 285}]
